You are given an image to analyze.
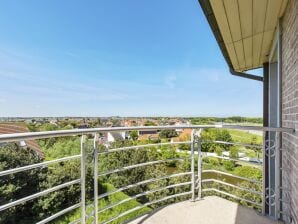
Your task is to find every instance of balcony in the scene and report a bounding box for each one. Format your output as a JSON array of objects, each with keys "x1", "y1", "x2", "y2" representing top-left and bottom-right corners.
[
  {"x1": 0, "y1": 125, "x2": 294, "y2": 224},
  {"x1": 130, "y1": 196, "x2": 279, "y2": 224}
]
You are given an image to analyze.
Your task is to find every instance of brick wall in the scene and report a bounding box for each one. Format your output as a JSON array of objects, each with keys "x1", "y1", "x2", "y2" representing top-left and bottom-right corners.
[{"x1": 281, "y1": 0, "x2": 298, "y2": 223}]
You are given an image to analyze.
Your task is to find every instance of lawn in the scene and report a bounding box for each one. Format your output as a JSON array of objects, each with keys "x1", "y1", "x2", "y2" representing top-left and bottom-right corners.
[{"x1": 228, "y1": 129, "x2": 263, "y2": 145}]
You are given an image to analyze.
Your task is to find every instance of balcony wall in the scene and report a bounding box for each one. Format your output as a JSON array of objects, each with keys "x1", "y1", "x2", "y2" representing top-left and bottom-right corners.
[{"x1": 281, "y1": 0, "x2": 298, "y2": 222}]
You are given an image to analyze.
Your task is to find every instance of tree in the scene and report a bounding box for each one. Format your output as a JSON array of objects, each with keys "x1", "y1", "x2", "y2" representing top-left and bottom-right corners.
[
  {"x1": 0, "y1": 143, "x2": 45, "y2": 224},
  {"x1": 159, "y1": 129, "x2": 178, "y2": 139},
  {"x1": 249, "y1": 136, "x2": 261, "y2": 159},
  {"x1": 129, "y1": 130, "x2": 139, "y2": 141},
  {"x1": 214, "y1": 129, "x2": 233, "y2": 151}
]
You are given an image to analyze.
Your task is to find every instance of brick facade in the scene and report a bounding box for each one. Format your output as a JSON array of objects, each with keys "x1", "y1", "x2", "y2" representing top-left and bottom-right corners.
[{"x1": 281, "y1": 0, "x2": 298, "y2": 223}]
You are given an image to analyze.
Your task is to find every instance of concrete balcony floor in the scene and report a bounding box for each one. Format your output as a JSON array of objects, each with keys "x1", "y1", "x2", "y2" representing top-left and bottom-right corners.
[{"x1": 130, "y1": 196, "x2": 281, "y2": 224}]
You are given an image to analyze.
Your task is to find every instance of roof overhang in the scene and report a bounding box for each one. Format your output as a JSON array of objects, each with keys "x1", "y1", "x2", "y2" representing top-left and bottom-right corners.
[{"x1": 198, "y1": 0, "x2": 288, "y2": 72}]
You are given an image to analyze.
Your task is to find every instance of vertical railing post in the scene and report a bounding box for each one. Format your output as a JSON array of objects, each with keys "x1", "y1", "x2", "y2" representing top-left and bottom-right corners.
[
  {"x1": 197, "y1": 128, "x2": 202, "y2": 200},
  {"x1": 93, "y1": 133, "x2": 99, "y2": 224},
  {"x1": 191, "y1": 129, "x2": 195, "y2": 202},
  {"x1": 80, "y1": 135, "x2": 86, "y2": 224},
  {"x1": 275, "y1": 131, "x2": 281, "y2": 220},
  {"x1": 262, "y1": 130, "x2": 267, "y2": 215}
]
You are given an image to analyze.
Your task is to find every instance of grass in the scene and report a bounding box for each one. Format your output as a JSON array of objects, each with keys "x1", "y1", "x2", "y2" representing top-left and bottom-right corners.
[
  {"x1": 228, "y1": 129, "x2": 262, "y2": 145},
  {"x1": 54, "y1": 183, "x2": 151, "y2": 224}
]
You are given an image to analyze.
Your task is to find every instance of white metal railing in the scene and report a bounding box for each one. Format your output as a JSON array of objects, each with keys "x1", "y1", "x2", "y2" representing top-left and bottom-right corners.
[{"x1": 0, "y1": 125, "x2": 294, "y2": 223}]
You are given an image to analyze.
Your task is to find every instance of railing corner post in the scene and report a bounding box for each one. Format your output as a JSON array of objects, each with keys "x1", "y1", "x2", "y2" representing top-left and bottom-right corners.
[
  {"x1": 93, "y1": 133, "x2": 99, "y2": 224},
  {"x1": 191, "y1": 129, "x2": 196, "y2": 202},
  {"x1": 80, "y1": 135, "x2": 86, "y2": 224},
  {"x1": 197, "y1": 129, "x2": 202, "y2": 200}
]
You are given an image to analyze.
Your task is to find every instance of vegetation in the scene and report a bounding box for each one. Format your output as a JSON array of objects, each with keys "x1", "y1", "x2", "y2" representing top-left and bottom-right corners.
[
  {"x1": 159, "y1": 129, "x2": 178, "y2": 139},
  {"x1": 0, "y1": 119, "x2": 264, "y2": 223},
  {"x1": 56, "y1": 183, "x2": 151, "y2": 224},
  {"x1": 0, "y1": 143, "x2": 44, "y2": 224},
  {"x1": 189, "y1": 116, "x2": 262, "y2": 125}
]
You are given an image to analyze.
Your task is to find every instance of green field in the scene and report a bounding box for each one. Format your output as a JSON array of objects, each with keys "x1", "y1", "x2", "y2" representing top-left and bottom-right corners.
[{"x1": 228, "y1": 129, "x2": 262, "y2": 144}]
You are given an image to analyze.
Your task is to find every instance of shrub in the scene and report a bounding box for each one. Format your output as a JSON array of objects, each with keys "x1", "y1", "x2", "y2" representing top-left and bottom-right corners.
[{"x1": 222, "y1": 160, "x2": 236, "y2": 171}]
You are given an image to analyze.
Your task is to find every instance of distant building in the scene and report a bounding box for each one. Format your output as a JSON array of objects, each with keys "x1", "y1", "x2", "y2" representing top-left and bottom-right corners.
[{"x1": 105, "y1": 131, "x2": 127, "y2": 142}]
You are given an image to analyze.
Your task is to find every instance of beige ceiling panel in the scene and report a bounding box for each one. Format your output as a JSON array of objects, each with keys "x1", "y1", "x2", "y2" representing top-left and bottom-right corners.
[
  {"x1": 234, "y1": 40, "x2": 246, "y2": 69},
  {"x1": 243, "y1": 37, "x2": 253, "y2": 69},
  {"x1": 226, "y1": 43, "x2": 239, "y2": 70},
  {"x1": 253, "y1": 0, "x2": 268, "y2": 34},
  {"x1": 210, "y1": 0, "x2": 233, "y2": 44},
  {"x1": 252, "y1": 33, "x2": 263, "y2": 68},
  {"x1": 265, "y1": 0, "x2": 283, "y2": 31},
  {"x1": 260, "y1": 30, "x2": 275, "y2": 64},
  {"x1": 208, "y1": 0, "x2": 287, "y2": 71},
  {"x1": 279, "y1": 0, "x2": 288, "y2": 17},
  {"x1": 223, "y1": 0, "x2": 242, "y2": 41},
  {"x1": 238, "y1": 0, "x2": 253, "y2": 39}
]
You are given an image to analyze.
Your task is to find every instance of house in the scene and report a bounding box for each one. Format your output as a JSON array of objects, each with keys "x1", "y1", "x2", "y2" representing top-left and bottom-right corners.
[
  {"x1": 105, "y1": 131, "x2": 127, "y2": 142},
  {"x1": 199, "y1": 0, "x2": 297, "y2": 221}
]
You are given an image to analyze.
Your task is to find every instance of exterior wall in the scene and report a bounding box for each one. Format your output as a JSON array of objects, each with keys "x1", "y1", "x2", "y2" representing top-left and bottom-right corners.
[{"x1": 281, "y1": 0, "x2": 298, "y2": 222}]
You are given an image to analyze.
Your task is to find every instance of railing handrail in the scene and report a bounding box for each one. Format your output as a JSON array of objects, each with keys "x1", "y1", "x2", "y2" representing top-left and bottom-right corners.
[
  {"x1": 0, "y1": 124, "x2": 274, "y2": 223},
  {"x1": 0, "y1": 124, "x2": 294, "y2": 143}
]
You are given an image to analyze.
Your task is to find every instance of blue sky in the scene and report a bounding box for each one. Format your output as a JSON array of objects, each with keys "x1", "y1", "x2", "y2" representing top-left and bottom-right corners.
[{"x1": 0, "y1": 0, "x2": 262, "y2": 117}]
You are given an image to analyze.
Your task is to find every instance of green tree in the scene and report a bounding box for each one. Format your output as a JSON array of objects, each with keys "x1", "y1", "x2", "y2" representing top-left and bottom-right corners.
[
  {"x1": 0, "y1": 143, "x2": 45, "y2": 224},
  {"x1": 159, "y1": 129, "x2": 178, "y2": 139},
  {"x1": 129, "y1": 130, "x2": 139, "y2": 141},
  {"x1": 214, "y1": 129, "x2": 233, "y2": 151},
  {"x1": 200, "y1": 129, "x2": 215, "y2": 152}
]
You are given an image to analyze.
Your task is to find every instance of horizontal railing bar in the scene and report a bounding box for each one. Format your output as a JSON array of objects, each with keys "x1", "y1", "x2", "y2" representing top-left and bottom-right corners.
[
  {"x1": 99, "y1": 141, "x2": 192, "y2": 155},
  {"x1": 98, "y1": 158, "x2": 184, "y2": 177},
  {"x1": 99, "y1": 172, "x2": 191, "y2": 199},
  {"x1": 202, "y1": 170, "x2": 261, "y2": 184},
  {"x1": 202, "y1": 179, "x2": 262, "y2": 195},
  {"x1": 99, "y1": 182, "x2": 191, "y2": 213},
  {"x1": 0, "y1": 179, "x2": 80, "y2": 212},
  {"x1": 0, "y1": 155, "x2": 81, "y2": 177},
  {"x1": 36, "y1": 203, "x2": 81, "y2": 224},
  {"x1": 202, "y1": 155, "x2": 262, "y2": 165},
  {"x1": 101, "y1": 191, "x2": 192, "y2": 224},
  {"x1": 221, "y1": 125, "x2": 294, "y2": 133},
  {"x1": 203, "y1": 140, "x2": 263, "y2": 149},
  {"x1": 202, "y1": 188, "x2": 261, "y2": 207},
  {"x1": 0, "y1": 125, "x2": 294, "y2": 143}
]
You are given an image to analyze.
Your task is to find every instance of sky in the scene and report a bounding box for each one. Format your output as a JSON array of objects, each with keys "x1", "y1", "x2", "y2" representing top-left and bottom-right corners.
[{"x1": 0, "y1": 0, "x2": 263, "y2": 117}]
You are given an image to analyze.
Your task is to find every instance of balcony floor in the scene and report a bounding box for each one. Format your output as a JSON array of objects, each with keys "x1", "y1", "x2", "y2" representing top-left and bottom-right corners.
[{"x1": 130, "y1": 196, "x2": 281, "y2": 224}]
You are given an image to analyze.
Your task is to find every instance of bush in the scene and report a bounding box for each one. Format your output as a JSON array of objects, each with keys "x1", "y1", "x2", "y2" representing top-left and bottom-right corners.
[
  {"x1": 214, "y1": 145, "x2": 223, "y2": 156},
  {"x1": 233, "y1": 166, "x2": 262, "y2": 180},
  {"x1": 230, "y1": 146, "x2": 239, "y2": 159},
  {"x1": 222, "y1": 160, "x2": 236, "y2": 171},
  {"x1": 203, "y1": 157, "x2": 220, "y2": 166}
]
